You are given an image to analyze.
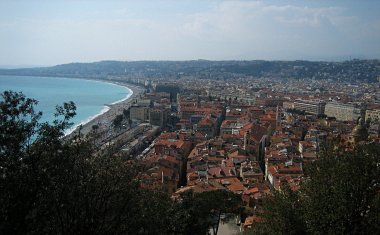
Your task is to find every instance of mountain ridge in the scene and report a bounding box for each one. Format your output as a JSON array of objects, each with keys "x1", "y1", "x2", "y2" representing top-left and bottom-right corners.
[{"x1": 0, "y1": 59, "x2": 379, "y2": 82}]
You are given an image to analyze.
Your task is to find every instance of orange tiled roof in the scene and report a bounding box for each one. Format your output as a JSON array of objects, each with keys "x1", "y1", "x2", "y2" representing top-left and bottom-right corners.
[
  {"x1": 244, "y1": 187, "x2": 259, "y2": 195},
  {"x1": 155, "y1": 139, "x2": 185, "y2": 149}
]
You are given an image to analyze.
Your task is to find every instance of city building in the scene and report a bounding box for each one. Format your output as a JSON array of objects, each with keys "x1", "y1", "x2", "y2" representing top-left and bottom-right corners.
[
  {"x1": 130, "y1": 105, "x2": 149, "y2": 122},
  {"x1": 366, "y1": 109, "x2": 380, "y2": 122},
  {"x1": 149, "y1": 108, "x2": 170, "y2": 128},
  {"x1": 325, "y1": 102, "x2": 363, "y2": 121},
  {"x1": 291, "y1": 99, "x2": 326, "y2": 115}
]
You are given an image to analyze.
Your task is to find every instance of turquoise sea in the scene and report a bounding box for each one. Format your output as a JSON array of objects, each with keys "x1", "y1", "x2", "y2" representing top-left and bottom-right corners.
[{"x1": 0, "y1": 75, "x2": 132, "y2": 134}]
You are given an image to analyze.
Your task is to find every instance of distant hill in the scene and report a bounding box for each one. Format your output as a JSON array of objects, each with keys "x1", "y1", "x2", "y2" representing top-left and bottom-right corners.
[{"x1": 0, "y1": 59, "x2": 379, "y2": 82}]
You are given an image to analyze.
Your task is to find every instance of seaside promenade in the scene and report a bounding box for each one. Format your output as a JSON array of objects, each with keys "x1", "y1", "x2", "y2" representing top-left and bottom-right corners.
[{"x1": 69, "y1": 81, "x2": 145, "y2": 139}]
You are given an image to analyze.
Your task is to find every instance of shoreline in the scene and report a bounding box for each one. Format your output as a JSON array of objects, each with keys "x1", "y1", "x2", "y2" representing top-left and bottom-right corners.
[
  {"x1": 0, "y1": 74, "x2": 146, "y2": 138},
  {"x1": 67, "y1": 80, "x2": 145, "y2": 137}
]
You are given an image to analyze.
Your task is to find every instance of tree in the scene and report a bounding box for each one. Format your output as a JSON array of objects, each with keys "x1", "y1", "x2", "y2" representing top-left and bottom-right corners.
[
  {"x1": 247, "y1": 186, "x2": 306, "y2": 235},
  {"x1": 0, "y1": 91, "x2": 43, "y2": 234},
  {"x1": 92, "y1": 124, "x2": 99, "y2": 131},
  {"x1": 302, "y1": 143, "x2": 380, "y2": 234},
  {"x1": 0, "y1": 90, "x2": 42, "y2": 158},
  {"x1": 1, "y1": 91, "x2": 244, "y2": 235},
  {"x1": 123, "y1": 108, "x2": 130, "y2": 119},
  {"x1": 0, "y1": 91, "x2": 77, "y2": 234},
  {"x1": 170, "y1": 190, "x2": 242, "y2": 235},
  {"x1": 0, "y1": 91, "x2": 173, "y2": 234},
  {"x1": 247, "y1": 143, "x2": 380, "y2": 235},
  {"x1": 113, "y1": 114, "x2": 124, "y2": 128}
]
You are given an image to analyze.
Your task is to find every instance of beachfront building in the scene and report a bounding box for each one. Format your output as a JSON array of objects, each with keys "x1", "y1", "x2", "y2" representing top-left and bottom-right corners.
[{"x1": 130, "y1": 105, "x2": 149, "y2": 122}]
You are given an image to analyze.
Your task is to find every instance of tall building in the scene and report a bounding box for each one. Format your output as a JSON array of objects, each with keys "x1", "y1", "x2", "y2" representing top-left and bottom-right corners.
[
  {"x1": 366, "y1": 109, "x2": 380, "y2": 122},
  {"x1": 325, "y1": 102, "x2": 363, "y2": 121},
  {"x1": 292, "y1": 99, "x2": 326, "y2": 115},
  {"x1": 149, "y1": 108, "x2": 170, "y2": 128},
  {"x1": 130, "y1": 105, "x2": 149, "y2": 122},
  {"x1": 153, "y1": 83, "x2": 181, "y2": 101}
]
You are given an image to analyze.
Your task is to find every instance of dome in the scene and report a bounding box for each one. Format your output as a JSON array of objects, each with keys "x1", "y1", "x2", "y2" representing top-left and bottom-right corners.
[{"x1": 351, "y1": 122, "x2": 368, "y2": 143}]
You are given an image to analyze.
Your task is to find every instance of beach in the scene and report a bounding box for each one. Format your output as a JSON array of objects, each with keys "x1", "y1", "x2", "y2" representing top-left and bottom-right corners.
[
  {"x1": 68, "y1": 81, "x2": 145, "y2": 137},
  {"x1": 0, "y1": 74, "x2": 145, "y2": 140}
]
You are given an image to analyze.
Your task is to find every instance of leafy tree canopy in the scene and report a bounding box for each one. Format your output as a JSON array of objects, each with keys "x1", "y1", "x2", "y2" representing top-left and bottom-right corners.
[
  {"x1": 247, "y1": 143, "x2": 380, "y2": 235},
  {"x1": 0, "y1": 91, "x2": 241, "y2": 235}
]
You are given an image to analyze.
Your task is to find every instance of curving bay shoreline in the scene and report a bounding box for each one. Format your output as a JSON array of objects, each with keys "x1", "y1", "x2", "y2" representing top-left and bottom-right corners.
[
  {"x1": 0, "y1": 74, "x2": 145, "y2": 139},
  {"x1": 67, "y1": 80, "x2": 145, "y2": 137}
]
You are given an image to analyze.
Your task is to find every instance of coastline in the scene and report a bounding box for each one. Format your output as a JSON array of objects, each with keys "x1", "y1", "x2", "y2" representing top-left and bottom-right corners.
[
  {"x1": 0, "y1": 74, "x2": 145, "y2": 138},
  {"x1": 67, "y1": 81, "x2": 145, "y2": 137}
]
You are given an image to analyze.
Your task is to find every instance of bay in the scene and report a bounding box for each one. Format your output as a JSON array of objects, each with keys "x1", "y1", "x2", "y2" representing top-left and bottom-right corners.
[{"x1": 0, "y1": 75, "x2": 132, "y2": 134}]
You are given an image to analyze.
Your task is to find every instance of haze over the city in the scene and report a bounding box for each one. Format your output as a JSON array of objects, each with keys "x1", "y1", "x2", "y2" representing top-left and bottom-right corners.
[{"x1": 1, "y1": 0, "x2": 379, "y2": 67}]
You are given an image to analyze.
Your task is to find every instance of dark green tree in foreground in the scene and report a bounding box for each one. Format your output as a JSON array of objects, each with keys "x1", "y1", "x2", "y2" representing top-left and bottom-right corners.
[
  {"x1": 171, "y1": 189, "x2": 242, "y2": 235},
  {"x1": 0, "y1": 91, "x2": 156, "y2": 234},
  {"x1": 247, "y1": 185, "x2": 305, "y2": 235},
  {"x1": 247, "y1": 143, "x2": 380, "y2": 235},
  {"x1": 0, "y1": 91, "x2": 241, "y2": 235}
]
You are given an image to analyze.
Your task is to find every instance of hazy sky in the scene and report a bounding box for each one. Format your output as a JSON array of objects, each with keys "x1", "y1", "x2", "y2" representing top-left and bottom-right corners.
[{"x1": 1, "y1": 0, "x2": 380, "y2": 66}]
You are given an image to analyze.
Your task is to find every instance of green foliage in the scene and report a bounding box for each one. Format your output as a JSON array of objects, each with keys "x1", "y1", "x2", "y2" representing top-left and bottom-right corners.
[
  {"x1": 1, "y1": 60, "x2": 379, "y2": 82},
  {"x1": 113, "y1": 114, "x2": 124, "y2": 128},
  {"x1": 0, "y1": 91, "x2": 41, "y2": 157},
  {"x1": 170, "y1": 190, "x2": 242, "y2": 235},
  {"x1": 0, "y1": 91, "x2": 169, "y2": 234},
  {"x1": 302, "y1": 144, "x2": 380, "y2": 234},
  {"x1": 247, "y1": 143, "x2": 380, "y2": 235},
  {"x1": 247, "y1": 186, "x2": 305, "y2": 235},
  {"x1": 0, "y1": 91, "x2": 242, "y2": 235},
  {"x1": 123, "y1": 108, "x2": 130, "y2": 119}
]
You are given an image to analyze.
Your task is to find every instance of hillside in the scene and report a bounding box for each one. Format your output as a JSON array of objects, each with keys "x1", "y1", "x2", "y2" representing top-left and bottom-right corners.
[{"x1": 0, "y1": 59, "x2": 379, "y2": 82}]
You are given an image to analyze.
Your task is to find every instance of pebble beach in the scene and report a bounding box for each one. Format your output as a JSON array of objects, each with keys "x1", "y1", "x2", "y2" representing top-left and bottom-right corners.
[{"x1": 68, "y1": 82, "x2": 145, "y2": 137}]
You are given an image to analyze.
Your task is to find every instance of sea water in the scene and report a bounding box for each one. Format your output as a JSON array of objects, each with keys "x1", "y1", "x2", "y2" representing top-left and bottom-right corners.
[{"x1": 0, "y1": 75, "x2": 132, "y2": 134}]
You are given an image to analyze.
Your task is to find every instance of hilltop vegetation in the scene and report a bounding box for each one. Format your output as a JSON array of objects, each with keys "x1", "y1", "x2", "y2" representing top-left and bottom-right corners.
[
  {"x1": 0, "y1": 59, "x2": 379, "y2": 82},
  {"x1": 246, "y1": 143, "x2": 380, "y2": 235}
]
